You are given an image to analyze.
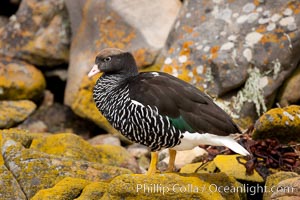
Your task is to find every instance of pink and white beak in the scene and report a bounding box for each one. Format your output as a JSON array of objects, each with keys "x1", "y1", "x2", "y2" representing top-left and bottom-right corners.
[{"x1": 88, "y1": 64, "x2": 100, "y2": 78}]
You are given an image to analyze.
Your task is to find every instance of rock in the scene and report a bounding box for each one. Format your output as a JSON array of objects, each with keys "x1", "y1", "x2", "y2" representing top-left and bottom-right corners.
[
  {"x1": 33, "y1": 173, "x2": 246, "y2": 199},
  {"x1": 270, "y1": 176, "x2": 300, "y2": 199},
  {"x1": 88, "y1": 134, "x2": 121, "y2": 146},
  {"x1": 106, "y1": 173, "x2": 245, "y2": 199},
  {"x1": 127, "y1": 143, "x2": 149, "y2": 158},
  {"x1": 0, "y1": 165, "x2": 26, "y2": 200},
  {"x1": 181, "y1": 155, "x2": 265, "y2": 182},
  {"x1": 19, "y1": 120, "x2": 48, "y2": 133},
  {"x1": 263, "y1": 171, "x2": 299, "y2": 200},
  {"x1": 160, "y1": 147, "x2": 207, "y2": 170},
  {"x1": 0, "y1": 57, "x2": 46, "y2": 101},
  {"x1": 32, "y1": 178, "x2": 108, "y2": 200},
  {"x1": 29, "y1": 133, "x2": 140, "y2": 173},
  {"x1": 18, "y1": 102, "x2": 101, "y2": 137},
  {"x1": 0, "y1": 128, "x2": 50, "y2": 148},
  {"x1": 0, "y1": 0, "x2": 70, "y2": 67},
  {"x1": 64, "y1": 0, "x2": 181, "y2": 131},
  {"x1": 180, "y1": 161, "x2": 217, "y2": 174},
  {"x1": 76, "y1": 181, "x2": 108, "y2": 200},
  {"x1": 0, "y1": 100, "x2": 36, "y2": 128},
  {"x1": 252, "y1": 105, "x2": 300, "y2": 143},
  {"x1": 156, "y1": 0, "x2": 300, "y2": 128},
  {"x1": 31, "y1": 177, "x2": 92, "y2": 200},
  {"x1": 278, "y1": 67, "x2": 300, "y2": 106},
  {"x1": 0, "y1": 16, "x2": 8, "y2": 27},
  {"x1": 1, "y1": 138, "x2": 131, "y2": 199},
  {"x1": 213, "y1": 155, "x2": 264, "y2": 182}
]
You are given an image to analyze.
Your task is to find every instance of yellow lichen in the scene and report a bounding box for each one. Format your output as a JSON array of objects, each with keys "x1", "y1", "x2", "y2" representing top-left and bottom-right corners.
[
  {"x1": 214, "y1": 155, "x2": 264, "y2": 182},
  {"x1": 76, "y1": 181, "x2": 109, "y2": 200},
  {"x1": 31, "y1": 177, "x2": 91, "y2": 200},
  {"x1": 0, "y1": 100, "x2": 37, "y2": 128},
  {"x1": 107, "y1": 173, "x2": 244, "y2": 199},
  {"x1": 30, "y1": 133, "x2": 138, "y2": 172},
  {"x1": 252, "y1": 105, "x2": 300, "y2": 142},
  {"x1": 0, "y1": 58, "x2": 46, "y2": 100}
]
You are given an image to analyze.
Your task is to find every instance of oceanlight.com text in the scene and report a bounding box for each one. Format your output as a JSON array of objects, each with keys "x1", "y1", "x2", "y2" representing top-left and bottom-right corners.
[{"x1": 136, "y1": 183, "x2": 296, "y2": 196}]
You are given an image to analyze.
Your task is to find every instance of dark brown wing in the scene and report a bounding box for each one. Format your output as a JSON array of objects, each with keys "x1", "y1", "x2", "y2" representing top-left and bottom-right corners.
[{"x1": 127, "y1": 72, "x2": 241, "y2": 136}]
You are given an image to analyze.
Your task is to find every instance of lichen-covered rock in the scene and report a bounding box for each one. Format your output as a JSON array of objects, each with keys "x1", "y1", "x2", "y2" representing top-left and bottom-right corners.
[
  {"x1": 213, "y1": 155, "x2": 264, "y2": 182},
  {"x1": 181, "y1": 155, "x2": 264, "y2": 183},
  {"x1": 0, "y1": 0, "x2": 70, "y2": 66},
  {"x1": 0, "y1": 16, "x2": 8, "y2": 27},
  {"x1": 30, "y1": 132, "x2": 140, "y2": 172},
  {"x1": 64, "y1": 0, "x2": 181, "y2": 131},
  {"x1": 76, "y1": 181, "x2": 108, "y2": 200},
  {"x1": 0, "y1": 57, "x2": 46, "y2": 101},
  {"x1": 156, "y1": 0, "x2": 300, "y2": 128},
  {"x1": 106, "y1": 173, "x2": 245, "y2": 199},
  {"x1": 0, "y1": 100, "x2": 36, "y2": 128},
  {"x1": 278, "y1": 67, "x2": 300, "y2": 107},
  {"x1": 1, "y1": 138, "x2": 131, "y2": 199},
  {"x1": 32, "y1": 177, "x2": 108, "y2": 200},
  {"x1": 0, "y1": 165, "x2": 26, "y2": 200},
  {"x1": 88, "y1": 133, "x2": 121, "y2": 146},
  {"x1": 32, "y1": 173, "x2": 246, "y2": 199},
  {"x1": 263, "y1": 171, "x2": 299, "y2": 200},
  {"x1": 31, "y1": 177, "x2": 91, "y2": 200},
  {"x1": 270, "y1": 176, "x2": 300, "y2": 199},
  {"x1": 180, "y1": 161, "x2": 218, "y2": 174},
  {"x1": 252, "y1": 105, "x2": 300, "y2": 143}
]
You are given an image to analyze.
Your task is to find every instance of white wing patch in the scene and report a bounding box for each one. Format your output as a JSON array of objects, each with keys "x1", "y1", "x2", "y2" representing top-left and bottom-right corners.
[
  {"x1": 151, "y1": 72, "x2": 160, "y2": 77},
  {"x1": 131, "y1": 100, "x2": 145, "y2": 107}
]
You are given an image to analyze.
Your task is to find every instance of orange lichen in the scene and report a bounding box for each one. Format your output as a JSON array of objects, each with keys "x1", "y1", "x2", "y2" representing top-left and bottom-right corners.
[
  {"x1": 95, "y1": 11, "x2": 136, "y2": 50},
  {"x1": 256, "y1": 25, "x2": 267, "y2": 33},
  {"x1": 182, "y1": 25, "x2": 194, "y2": 34},
  {"x1": 200, "y1": 15, "x2": 206, "y2": 22},
  {"x1": 210, "y1": 46, "x2": 220, "y2": 60},
  {"x1": 180, "y1": 41, "x2": 194, "y2": 56},
  {"x1": 288, "y1": 1, "x2": 300, "y2": 14},
  {"x1": 132, "y1": 48, "x2": 156, "y2": 68},
  {"x1": 253, "y1": 0, "x2": 261, "y2": 6},
  {"x1": 260, "y1": 33, "x2": 279, "y2": 44},
  {"x1": 163, "y1": 65, "x2": 173, "y2": 74},
  {"x1": 168, "y1": 47, "x2": 175, "y2": 54}
]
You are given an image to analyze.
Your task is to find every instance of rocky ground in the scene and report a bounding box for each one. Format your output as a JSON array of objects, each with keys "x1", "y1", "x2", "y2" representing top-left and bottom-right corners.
[{"x1": 0, "y1": 0, "x2": 300, "y2": 199}]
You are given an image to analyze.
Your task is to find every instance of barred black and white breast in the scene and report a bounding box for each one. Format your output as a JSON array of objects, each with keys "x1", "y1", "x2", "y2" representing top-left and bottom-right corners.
[{"x1": 88, "y1": 48, "x2": 250, "y2": 156}]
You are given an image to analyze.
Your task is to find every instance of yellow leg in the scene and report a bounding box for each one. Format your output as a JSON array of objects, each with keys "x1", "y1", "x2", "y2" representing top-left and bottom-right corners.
[
  {"x1": 167, "y1": 149, "x2": 177, "y2": 172},
  {"x1": 146, "y1": 152, "x2": 159, "y2": 175}
]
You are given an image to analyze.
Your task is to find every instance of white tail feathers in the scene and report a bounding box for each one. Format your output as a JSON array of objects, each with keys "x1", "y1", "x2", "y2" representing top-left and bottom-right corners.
[
  {"x1": 174, "y1": 132, "x2": 250, "y2": 156},
  {"x1": 218, "y1": 137, "x2": 250, "y2": 156}
]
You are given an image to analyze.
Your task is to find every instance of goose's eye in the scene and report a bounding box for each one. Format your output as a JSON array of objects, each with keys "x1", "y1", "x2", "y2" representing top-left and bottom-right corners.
[{"x1": 103, "y1": 57, "x2": 111, "y2": 62}]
